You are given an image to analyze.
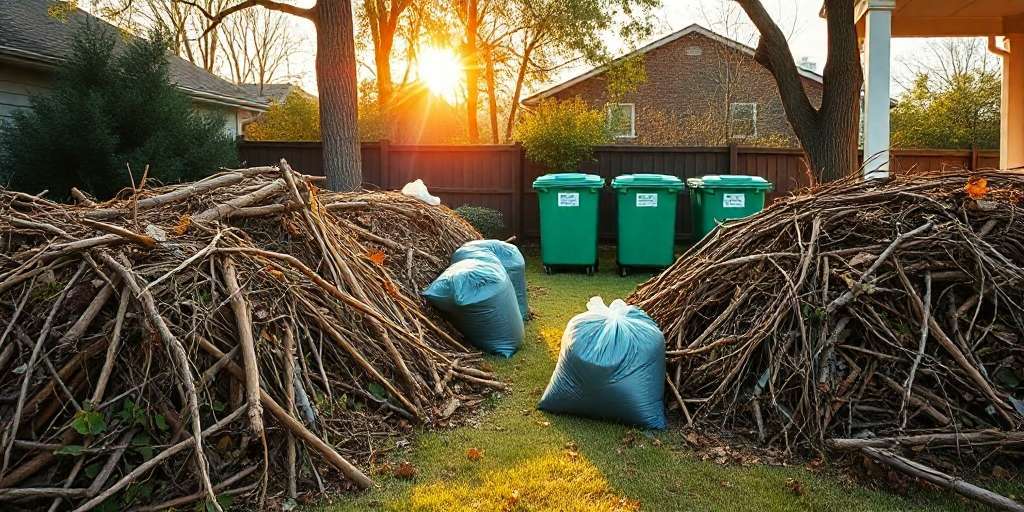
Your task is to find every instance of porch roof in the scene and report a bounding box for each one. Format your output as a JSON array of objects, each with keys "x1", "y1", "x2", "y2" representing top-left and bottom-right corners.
[{"x1": 854, "y1": 0, "x2": 1024, "y2": 37}]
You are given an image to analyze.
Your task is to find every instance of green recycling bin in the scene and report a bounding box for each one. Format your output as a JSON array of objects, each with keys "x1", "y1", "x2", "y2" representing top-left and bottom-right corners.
[
  {"x1": 687, "y1": 175, "x2": 773, "y2": 241},
  {"x1": 612, "y1": 174, "x2": 683, "y2": 276},
  {"x1": 532, "y1": 173, "x2": 604, "y2": 275}
]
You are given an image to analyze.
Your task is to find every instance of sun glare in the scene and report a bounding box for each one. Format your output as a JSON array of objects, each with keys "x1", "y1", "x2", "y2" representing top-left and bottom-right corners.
[{"x1": 419, "y1": 47, "x2": 462, "y2": 103}]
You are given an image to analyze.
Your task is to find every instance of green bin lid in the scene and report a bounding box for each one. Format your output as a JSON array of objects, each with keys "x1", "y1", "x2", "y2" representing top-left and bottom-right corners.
[
  {"x1": 611, "y1": 173, "x2": 683, "y2": 190},
  {"x1": 686, "y1": 175, "x2": 772, "y2": 190},
  {"x1": 532, "y1": 173, "x2": 604, "y2": 190}
]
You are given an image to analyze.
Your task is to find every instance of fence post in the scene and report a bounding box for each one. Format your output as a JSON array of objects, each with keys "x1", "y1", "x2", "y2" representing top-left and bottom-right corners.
[
  {"x1": 970, "y1": 145, "x2": 979, "y2": 171},
  {"x1": 513, "y1": 143, "x2": 524, "y2": 239},
  {"x1": 379, "y1": 139, "x2": 390, "y2": 187},
  {"x1": 728, "y1": 143, "x2": 739, "y2": 173}
]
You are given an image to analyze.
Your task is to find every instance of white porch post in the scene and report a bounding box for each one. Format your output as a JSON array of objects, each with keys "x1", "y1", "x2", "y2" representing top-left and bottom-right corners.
[
  {"x1": 1001, "y1": 35, "x2": 1024, "y2": 169},
  {"x1": 861, "y1": 0, "x2": 895, "y2": 179}
]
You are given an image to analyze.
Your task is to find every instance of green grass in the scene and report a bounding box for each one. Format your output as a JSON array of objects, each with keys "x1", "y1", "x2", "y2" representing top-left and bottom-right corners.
[{"x1": 323, "y1": 247, "x2": 1018, "y2": 512}]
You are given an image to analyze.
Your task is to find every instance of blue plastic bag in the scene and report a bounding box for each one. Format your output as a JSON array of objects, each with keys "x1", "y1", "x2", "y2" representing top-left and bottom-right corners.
[
  {"x1": 538, "y1": 297, "x2": 667, "y2": 429},
  {"x1": 452, "y1": 240, "x2": 529, "y2": 320},
  {"x1": 422, "y1": 259, "x2": 523, "y2": 357}
]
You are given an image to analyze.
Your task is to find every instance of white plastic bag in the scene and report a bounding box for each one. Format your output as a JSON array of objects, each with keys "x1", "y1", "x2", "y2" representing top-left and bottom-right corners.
[{"x1": 401, "y1": 179, "x2": 441, "y2": 206}]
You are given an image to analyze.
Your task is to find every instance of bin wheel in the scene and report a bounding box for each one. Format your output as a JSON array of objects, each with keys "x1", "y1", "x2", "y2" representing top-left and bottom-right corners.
[
  {"x1": 585, "y1": 266, "x2": 594, "y2": 276},
  {"x1": 543, "y1": 265, "x2": 552, "y2": 275},
  {"x1": 619, "y1": 266, "x2": 629, "y2": 277}
]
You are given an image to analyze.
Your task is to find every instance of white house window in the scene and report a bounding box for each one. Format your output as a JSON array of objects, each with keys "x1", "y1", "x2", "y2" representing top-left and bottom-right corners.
[
  {"x1": 729, "y1": 102, "x2": 757, "y2": 138},
  {"x1": 607, "y1": 103, "x2": 636, "y2": 139}
]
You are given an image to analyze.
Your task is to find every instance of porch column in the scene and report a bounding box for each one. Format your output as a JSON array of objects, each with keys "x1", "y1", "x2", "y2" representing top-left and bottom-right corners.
[
  {"x1": 1001, "y1": 35, "x2": 1024, "y2": 169},
  {"x1": 861, "y1": 0, "x2": 894, "y2": 179}
]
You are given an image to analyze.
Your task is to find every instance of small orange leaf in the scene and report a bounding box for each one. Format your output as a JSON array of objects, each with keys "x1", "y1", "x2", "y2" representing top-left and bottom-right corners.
[
  {"x1": 466, "y1": 447, "x2": 483, "y2": 461},
  {"x1": 171, "y1": 215, "x2": 191, "y2": 236},
  {"x1": 383, "y1": 280, "x2": 401, "y2": 298},
  {"x1": 394, "y1": 461, "x2": 417, "y2": 479},
  {"x1": 265, "y1": 267, "x2": 286, "y2": 282},
  {"x1": 368, "y1": 250, "x2": 386, "y2": 266},
  {"x1": 966, "y1": 177, "x2": 988, "y2": 200}
]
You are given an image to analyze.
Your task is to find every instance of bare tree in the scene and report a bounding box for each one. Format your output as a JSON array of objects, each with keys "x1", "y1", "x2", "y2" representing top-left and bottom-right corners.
[
  {"x1": 896, "y1": 38, "x2": 1000, "y2": 92},
  {"x1": 736, "y1": 0, "x2": 862, "y2": 182},
  {"x1": 219, "y1": 7, "x2": 305, "y2": 87},
  {"x1": 692, "y1": 1, "x2": 802, "y2": 146},
  {"x1": 98, "y1": 0, "x2": 229, "y2": 71},
  {"x1": 97, "y1": 0, "x2": 306, "y2": 86},
  {"x1": 181, "y1": 0, "x2": 362, "y2": 191}
]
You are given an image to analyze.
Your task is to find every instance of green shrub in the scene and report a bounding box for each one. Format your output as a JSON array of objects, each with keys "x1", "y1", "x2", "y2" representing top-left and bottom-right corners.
[
  {"x1": 514, "y1": 97, "x2": 609, "y2": 171},
  {"x1": 0, "y1": 23, "x2": 236, "y2": 200},
  {"x1": 455, "y1": 205, "x2": 506, "y2": 239}
]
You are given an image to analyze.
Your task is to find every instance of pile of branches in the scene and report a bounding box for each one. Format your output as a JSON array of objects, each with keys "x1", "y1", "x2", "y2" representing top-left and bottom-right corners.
[
  {"x1": 0, "y1": 161, "x2": 498, "y2": 511},
  {"x1": 631, "y1": 169, "x2": 1024, "y2": 470},
  {"x1": 327, "y1": 189, "x2": 480, "y2": 293}
]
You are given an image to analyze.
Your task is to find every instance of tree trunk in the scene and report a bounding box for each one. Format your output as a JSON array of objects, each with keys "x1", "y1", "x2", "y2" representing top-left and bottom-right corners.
[
  {"x1": 505, "y1": 37, "x2": 538, "y2": 141},
  {"x1": 484, "y1": 47, "x2": 499, "y2": 143},
  {"x1": 737, "y1": 0, "x2": 862, "y2": 183},
  {"x1": 315, "y1": 0, "x2": 362, "y2": 191},
  {"x1": 463, "y1": 1, "x2": 480, "y2": 143}
]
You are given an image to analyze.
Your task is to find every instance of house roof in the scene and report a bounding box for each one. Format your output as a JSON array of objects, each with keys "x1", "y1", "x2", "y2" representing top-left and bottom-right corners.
[
  {"x1": 521, "y1": 23, "x2": 825, "y2": 106},
  {"x1": 0, "y1": 0, "x2": 267, "y2": 112},
  {"x1": 239, "y1": 83, "x2": 314, "y2": 104}
]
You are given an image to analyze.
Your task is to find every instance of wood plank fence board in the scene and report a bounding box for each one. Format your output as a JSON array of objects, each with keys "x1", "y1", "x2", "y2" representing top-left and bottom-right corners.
[{"x1": 237, "y1": 141, "x2": 998, "y2": 242}]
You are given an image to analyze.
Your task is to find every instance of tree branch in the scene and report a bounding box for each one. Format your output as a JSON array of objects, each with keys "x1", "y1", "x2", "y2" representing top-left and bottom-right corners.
[
  {"x1": 735, "y1": 0, "x2": 818, "y2": 135},
  {"x1": 177, "y1": 0, "x2": 317, "y2": 39}
]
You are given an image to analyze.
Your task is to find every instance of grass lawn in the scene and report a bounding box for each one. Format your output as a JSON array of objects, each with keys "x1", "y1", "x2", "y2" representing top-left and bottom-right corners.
[{"x1": 322, "y1": 247, "x2": 1019, "y2": 512}]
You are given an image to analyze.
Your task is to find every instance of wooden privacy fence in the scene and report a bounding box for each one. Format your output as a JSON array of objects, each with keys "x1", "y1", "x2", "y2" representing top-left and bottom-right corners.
[{"x1": 238, "y1": 141, "x2": 999, "y2": 240}]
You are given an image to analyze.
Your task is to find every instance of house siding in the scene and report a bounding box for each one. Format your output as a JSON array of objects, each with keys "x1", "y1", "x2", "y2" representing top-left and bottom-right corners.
[
  {"x1": 547, "y1": 32, "x2": 824, "y2": 147},
  {"x1": 0, "y1": 60, "x2": 258, "y2": 137},
  {"x1": 0, "y1": 64, "x2": 51, "y2": 123}
]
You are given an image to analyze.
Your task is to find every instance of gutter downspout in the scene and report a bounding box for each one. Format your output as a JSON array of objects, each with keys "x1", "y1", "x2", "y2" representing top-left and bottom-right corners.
[{"x1": 989, "y1": 36, "x2": 1010, "y2": 58}]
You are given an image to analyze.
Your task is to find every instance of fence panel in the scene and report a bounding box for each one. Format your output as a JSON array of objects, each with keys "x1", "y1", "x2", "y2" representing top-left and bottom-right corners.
[{"x1": 238, "y1": 141, "x2": 999, "y2": 241}]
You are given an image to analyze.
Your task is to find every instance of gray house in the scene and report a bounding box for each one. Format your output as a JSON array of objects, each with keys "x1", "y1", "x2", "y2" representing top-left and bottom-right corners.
[{"x1": 0, "y1": 0, "x2": 268, "y2": 138}]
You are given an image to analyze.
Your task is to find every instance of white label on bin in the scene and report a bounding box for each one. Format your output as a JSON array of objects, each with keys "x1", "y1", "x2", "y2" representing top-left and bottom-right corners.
[
  {"x1": 635, "y1": 193, "x2": 658, "y2": 207},
  {"x1": 723, "y1": 193, "x2": 745, "y2": 208},
  {"x1": 557, "y1": 192, "x2": 580, "y2": 207}
]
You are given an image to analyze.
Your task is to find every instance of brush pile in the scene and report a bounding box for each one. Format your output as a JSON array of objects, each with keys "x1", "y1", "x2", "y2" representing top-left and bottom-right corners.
[
  {"x1": 630, "y1": 169, "x2": 1024, "y2": 467},
  {"x1": 0, "y1": 161, "x2": 496, "y2": 511}
]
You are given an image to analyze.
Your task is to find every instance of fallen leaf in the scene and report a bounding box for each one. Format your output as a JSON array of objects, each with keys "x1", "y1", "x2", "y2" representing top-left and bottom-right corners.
[
  {"x1": 502, "y1": 489, "x2": 520, "y2": 511},
  {"x1": 265, "y1": 267, "x2": 286, "y2": 282},
  {"x1": 171, "y1": 215, "x2": 191, "y2": 236},
  {"x1": 535, "y1": 420, "x2": 551, "y2": 427},
  {"x1": 466, "y1": 447, "x2": 483, "y2": 461},
  {"x1": 394, "y1": 461, "x2": 417, "y2": 479},
  {"x1": 368, "y1": 250, "x2": 386, "y2": 266},
  {"x1": 966, "y1": 177, "x2": 989, "y2": 199},
  {"x1": 785, "y1": 478, "x2": 804, "y2": 496}
]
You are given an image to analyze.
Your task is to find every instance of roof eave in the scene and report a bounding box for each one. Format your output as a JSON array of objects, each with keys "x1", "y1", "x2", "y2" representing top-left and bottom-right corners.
[
  {"x1": 179, "y1": 86, "x2": 269, "y2": 111},
  {"x1": 0, "y1": 46, "x2": 266, "y2": 112}
]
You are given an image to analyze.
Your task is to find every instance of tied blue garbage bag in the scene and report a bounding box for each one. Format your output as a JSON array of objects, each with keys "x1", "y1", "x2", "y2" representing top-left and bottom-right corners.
[
  {"x1": 538, "y1": 297, "x2": 667, "y2": 429},
  {"x1": 452, "y1": 240, "x2": 529, "y2": 320},
  {"x1": 422, "y1": 258, "x2": 523, "y2": 357}
]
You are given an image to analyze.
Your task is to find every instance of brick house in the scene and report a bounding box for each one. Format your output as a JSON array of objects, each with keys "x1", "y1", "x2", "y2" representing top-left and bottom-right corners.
[{"x1": 521, "y1": 24, "x2": 824, "y2": 147}]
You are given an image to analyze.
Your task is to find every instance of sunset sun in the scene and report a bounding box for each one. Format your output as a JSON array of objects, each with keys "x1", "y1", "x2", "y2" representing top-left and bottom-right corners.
[{"x1": 419, "y1": 47, "x2": 462, "y2": 102}]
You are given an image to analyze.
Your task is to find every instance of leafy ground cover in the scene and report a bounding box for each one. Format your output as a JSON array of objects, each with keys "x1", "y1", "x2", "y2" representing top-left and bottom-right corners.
[{"x1": 323, "y1": 247, "x2": 1021, "y2": 512}]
